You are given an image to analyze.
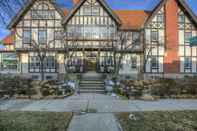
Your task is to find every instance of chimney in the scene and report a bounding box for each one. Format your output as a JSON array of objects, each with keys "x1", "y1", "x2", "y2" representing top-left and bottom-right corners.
[{"x1": 73, "y1": 0, "x2": 80, "y2": 5}]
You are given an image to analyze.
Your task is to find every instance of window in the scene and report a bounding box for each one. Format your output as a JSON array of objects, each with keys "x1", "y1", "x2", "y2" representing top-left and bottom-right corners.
[
  {"x1": 184, "y1": 57, "x2": 192, "y2": 70},
  {"x1": 179, "y1": 14, "x2": 185, "y2": 23},
  {"x1": 131, "y1": 57, "x2": 137, "y2": 69},
  {"x1": 151, "y1": 57, "x2": 159, "y2": 69},
  {"x1": 23, "y1": 29, "x2": 31, "y2": 44},
  {"x1": 151, "y1": 31, "x2": 158, "y2": 42},
  {"x1": 30, "y1": 56, "x2": 40, "y2": 70},
  {"x1": 92, "y1": 7, "x2": 99, "y2": 16},
  {"x1": 157, "y1": 14, "x2": 164, "y2": 22},
  {"x1": 44, "y1": 56, "x2": 56, "y2": 69},
  {"x1": 38, "y1": 30, "x2": 47, "y2": 44},
  {"x1": 1, "y1": 53, "x2": 18, "y2": 71},
  {"x1": 55, "y1": 30, "x2": 63, "y2": 40},
  {"x1": 31, "y1": 3, "x2": 54, "y2": 19},
  {"x1": 132, "y1": 32, "x2": 140, "y2": 45},
  {"x1": 185, "y1": 32, "x2": 192, "y2": 43},
  {"x1": 83, "y1": 6, "x2": 92, "y2": 15}
]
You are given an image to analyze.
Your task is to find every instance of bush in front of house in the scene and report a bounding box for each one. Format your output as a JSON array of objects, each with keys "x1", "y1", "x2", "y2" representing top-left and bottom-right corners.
[{"x1": 118, "y1": 77, "x2": 197, "y2": 99}]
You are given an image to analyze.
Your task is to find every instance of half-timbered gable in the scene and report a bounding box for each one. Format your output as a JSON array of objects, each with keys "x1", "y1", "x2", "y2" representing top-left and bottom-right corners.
[
  {"x1": 178, "y1": 7, "x2": 197, "y2": 73},
  {"x1": 14, "y1": 0, "x2": 65, "y2": 50},
  {"x1": 64, "y1": 0, "x2": 118, "y2": 49},
  {"x1": 145, "y1": 7, "x2": 165, "y2": 74}
]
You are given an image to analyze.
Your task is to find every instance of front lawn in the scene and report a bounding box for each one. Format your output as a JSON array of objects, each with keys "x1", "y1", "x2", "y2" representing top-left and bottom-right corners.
[
  {"x1": 116, "y1": 111, "x2": 197, "y2": 131},
  {"x1": 0, "y1": 111, "x2": 73, "y2": 131}
]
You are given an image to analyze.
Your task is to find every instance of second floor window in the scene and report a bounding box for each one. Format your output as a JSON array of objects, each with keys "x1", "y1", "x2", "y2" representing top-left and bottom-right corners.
[
  {"x1": 132, "y1": 32, "x2": 140, "y2": 45},
  {"x1": 38, "y1": 30, "x2": 47, "y2": 44},
  {"x1": 23, "y1": 29, "x2": 31, "y2": 44},
  {"x1": 151, "y1": 31, "x2": 158, "y2": 42},
  {"x1": 131, "y1": 57, "x2": 137, "y2": 69},
  {"x1": 185, "y1": 32, "x2": 192, "y2": 43}
]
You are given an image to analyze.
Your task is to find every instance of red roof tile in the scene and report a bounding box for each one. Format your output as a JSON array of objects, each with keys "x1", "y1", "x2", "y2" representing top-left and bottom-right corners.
[{"x1": 114, "y1": 10, "x2": 151, "y2": 30}]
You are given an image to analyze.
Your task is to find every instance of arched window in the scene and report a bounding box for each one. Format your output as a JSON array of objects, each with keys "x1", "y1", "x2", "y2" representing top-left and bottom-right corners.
[{"x1": 31, "y1": 2, "x2": 54, "y2": 19}]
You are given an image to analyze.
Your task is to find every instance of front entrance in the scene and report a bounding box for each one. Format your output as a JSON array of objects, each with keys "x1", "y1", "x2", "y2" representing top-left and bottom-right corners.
[
  {"x1": 85, "y1": 52, "x2": 98, "y2": 71},
  {"x1": 87, "y1": 57, "x2": 97, "y2": 71}
]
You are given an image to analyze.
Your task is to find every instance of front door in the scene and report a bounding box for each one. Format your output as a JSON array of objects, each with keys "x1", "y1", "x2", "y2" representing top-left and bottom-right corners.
[
  {"x1": 85, "y1": 52, "x2": 98, "y2": 72},
  {"x1": 87, "y1": 57, "x2": 97, "y2": 71}
]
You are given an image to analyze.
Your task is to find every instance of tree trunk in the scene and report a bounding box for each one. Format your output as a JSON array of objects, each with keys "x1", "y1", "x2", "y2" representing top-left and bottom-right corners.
[{"x1": 40, "y1": 59, "x2": 44, "y2": 81}]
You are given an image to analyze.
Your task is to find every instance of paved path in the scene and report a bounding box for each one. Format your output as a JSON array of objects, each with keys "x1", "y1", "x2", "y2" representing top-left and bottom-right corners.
[
  {"x1": 0, "y1": 94, "x2": 197, "y2": 112},
  {"x1": 68, "y1": 113, "x2": 120, "y2": 131}
]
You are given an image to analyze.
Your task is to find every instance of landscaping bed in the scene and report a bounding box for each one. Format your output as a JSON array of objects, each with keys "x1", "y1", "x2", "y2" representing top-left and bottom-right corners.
[
  {"x1": 0, "y1": 111, "x2": 73, "y2": 131},
  {"x1": 113, "y1": 77, "x2": 197, "y2": 100},
  {"x1": 116, "y1": 111, "x2": 197, "y2": 131}
]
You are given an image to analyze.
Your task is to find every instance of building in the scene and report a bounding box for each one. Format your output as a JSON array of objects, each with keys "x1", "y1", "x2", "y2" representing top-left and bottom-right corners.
[{"x1": 1, "y1": 0, "x2": 197, "y2": 80}]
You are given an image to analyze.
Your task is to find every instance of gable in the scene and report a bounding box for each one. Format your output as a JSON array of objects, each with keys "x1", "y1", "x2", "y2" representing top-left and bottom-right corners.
[
  {"x1": 63, "y1": 0, "x2": 121, "y2": 25},
  {"x1": 8, "y1": 0, "x2": 65, "y2": 29},
  {"x1": 145, "y1": 0, "x2": 197, "y2": 27}
]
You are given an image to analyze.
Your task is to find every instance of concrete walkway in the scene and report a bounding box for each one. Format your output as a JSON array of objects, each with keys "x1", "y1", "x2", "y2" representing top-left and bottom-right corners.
[
  {"x1": 68, "y1": 113, "x2": 120, "y2": 131},
  {"x1": 0, "y1": 94, "x2": 197, "y2": 112}
]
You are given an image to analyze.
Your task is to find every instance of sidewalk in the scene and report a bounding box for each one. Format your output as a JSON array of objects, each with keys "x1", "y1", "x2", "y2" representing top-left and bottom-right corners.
[{"x1": 0, "y1": 94, "x2": 197, "y2": 112}]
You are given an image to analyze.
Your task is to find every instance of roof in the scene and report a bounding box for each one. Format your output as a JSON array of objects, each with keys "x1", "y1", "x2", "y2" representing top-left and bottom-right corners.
[
  {"x1": 2, "y1": 34, "x2": 14, "y2": 45},
  {"x1": 63, "y1": 0, "x2": 121, "y2": 25},
  {"x1": 63, "y1": 8, "x2": 69, "y2": 16},
  {"x1": 73, "y1": 0, "x2": 80, "y2": 5},
  {"x1": 115, "y1": 10, "x2": 151, "y2": 30}
]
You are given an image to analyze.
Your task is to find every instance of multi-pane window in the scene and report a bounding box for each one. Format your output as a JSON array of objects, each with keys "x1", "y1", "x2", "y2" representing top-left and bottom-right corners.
[
  {"x1": 31, "y1": 3, "x2": 55, "y2": 19},
  {"x1": 151, "y1": 57, "x2": 159, "y2": 69},
  {"x1": 132, "y1": 32, "x2": 140, "y2": 45},
  {"x1": 184, "y1": 57, "x2": 192, "y2": 70},
  {"x1": 30, "y1": 56, "x2": 40, "y2": 70},
  {"x1": 23, "y1": 29, "x2": 31, "y2": 44},
  {"x1": 55, "y1": 30, "x2": 63, "y2": 40},
  {"x1": 157, "y1": 14, "x2": 164, "y2": 23},
  {"x1": 151, "y1": 31, "x2": 158, "y2": 42},
  {"x1": 131, "y1": 57, "x2": 137, "y2": 69},
  {"x1": 44, "y1": 56, "x2": 56, "y2": 70},
  {"x1": 0, "y1": 53, "x2": 18, "y2": 71},
  {"x1": 29, "y1": 54, "x2": 56, "y2": 73},
  {"x1": 179, "y1": 14, "x2": 185, "y2": 23},
  {"x1": 38, "y1": 29, "x2": 47, "y2": 44}
]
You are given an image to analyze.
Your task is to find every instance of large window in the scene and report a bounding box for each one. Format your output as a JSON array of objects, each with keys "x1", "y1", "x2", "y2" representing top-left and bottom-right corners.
[
  {"x1": 83, "y1": 6, "x2": 99, "y2": 16},
  {"x1": 38, "y1": 29, "x2": 47, "y2": 44},
  {"x1": 23, "y1": 29, "x2": 31, "y2": 44},
  {"x1": 29, "y1": 53, "x2": 57, "y2": 73}
]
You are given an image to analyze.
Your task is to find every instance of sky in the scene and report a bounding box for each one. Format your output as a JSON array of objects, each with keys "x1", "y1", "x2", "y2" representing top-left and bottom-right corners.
[{"x1": 0, "y1": 0, "x2": 197, "y2": 40}]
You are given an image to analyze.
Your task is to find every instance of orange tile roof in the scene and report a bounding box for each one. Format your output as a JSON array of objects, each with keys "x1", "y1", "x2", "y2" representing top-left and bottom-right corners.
[
  {"x1": 2, "y1": 34, "x2": 14, "y2": 45},
  {"x1": 114, "y1": 10, "x2": 151, "y2": 30}
]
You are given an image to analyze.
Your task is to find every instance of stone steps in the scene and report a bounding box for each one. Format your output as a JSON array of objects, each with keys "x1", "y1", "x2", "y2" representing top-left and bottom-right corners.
[{"x1": 79, "y1": 72, "x2": 105, "y2": 94}]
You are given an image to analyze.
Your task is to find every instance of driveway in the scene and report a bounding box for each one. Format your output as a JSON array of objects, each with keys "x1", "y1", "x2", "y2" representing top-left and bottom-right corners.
[{"x1": 0, "y1": 93, "x2": 197, "y2": 112}]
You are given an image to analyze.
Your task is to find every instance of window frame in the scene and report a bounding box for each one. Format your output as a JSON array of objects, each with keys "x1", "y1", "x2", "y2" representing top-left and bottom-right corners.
[
  {"x1": 151, "y1": 57, "x2": 159, "y2": 70},
  {"x1": 23, "y1": 29, "x2": 31, "y2": 44},
  {"x1": 38, "y1": 29, "x2": 47, "y2": 44}
]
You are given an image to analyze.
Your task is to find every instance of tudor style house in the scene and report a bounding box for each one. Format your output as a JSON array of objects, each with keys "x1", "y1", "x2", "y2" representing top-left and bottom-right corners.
[{"x1": 1, "y1": 0, "x2": 197, "y2": 80}]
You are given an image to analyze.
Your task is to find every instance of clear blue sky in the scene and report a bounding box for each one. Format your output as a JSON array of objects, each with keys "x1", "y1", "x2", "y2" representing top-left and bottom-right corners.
[{"x1": 0, "y1": 0, "x2": 197, "y2": 40}]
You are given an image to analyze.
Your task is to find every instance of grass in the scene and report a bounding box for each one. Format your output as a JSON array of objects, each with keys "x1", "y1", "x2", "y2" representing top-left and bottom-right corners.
[
  {"x1": 116, "y1": 111, "x2": 197, "y2": 131},
  {"x1": 0, "y1": 111, "x2": 73, "y2": 131}
]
